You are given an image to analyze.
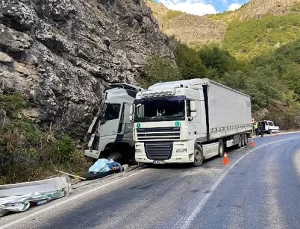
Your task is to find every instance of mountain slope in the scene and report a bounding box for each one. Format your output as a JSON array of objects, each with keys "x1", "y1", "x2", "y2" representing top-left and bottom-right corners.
[
  {"x1": 147, "y1": 0, "x2": 300, "y2": 59},
  {"x1": 239, "y1": 0, "x2": 300, "y2": 19},
  {"x1": 145, "y1": 0, "x2": 226, "y2": 48}
]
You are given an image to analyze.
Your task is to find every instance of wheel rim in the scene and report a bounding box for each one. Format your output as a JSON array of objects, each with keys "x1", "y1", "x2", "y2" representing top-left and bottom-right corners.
[{"x1": 195, "y1": 150, "x2": 201, "y2": 161}]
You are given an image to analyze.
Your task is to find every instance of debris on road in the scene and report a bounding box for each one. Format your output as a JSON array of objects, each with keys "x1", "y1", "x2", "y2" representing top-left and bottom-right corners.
[
  {"x1": 56, "y1": 170, "x2": 86, "y2": 181},
  {"x1": 0, "y1": 176, "x2": 70, "y2": 217},
  {"x1": 83, "y1": 159, "x2": 124, "y2": 180}
]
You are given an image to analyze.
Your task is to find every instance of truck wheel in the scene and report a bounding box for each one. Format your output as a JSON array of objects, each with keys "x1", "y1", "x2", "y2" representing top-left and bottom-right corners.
[
  {"x1": 269, "y1": 130, "x2": 272, "y2": 134},
  {"x1": 107, "y1": 152, "x2": 122, "y2": 162},
  {"x1": 241, "y1": 135, "x2": 245, "y2": 147},
  {"x1": 218, "y1": 139, "x2": 224, "y2": 157},
  {"x1": 238, "y1": 135, "x2": 242, "y2": 148},
  {"x1": 193, "y1": 145, "x2": 204, "y2": 167}
]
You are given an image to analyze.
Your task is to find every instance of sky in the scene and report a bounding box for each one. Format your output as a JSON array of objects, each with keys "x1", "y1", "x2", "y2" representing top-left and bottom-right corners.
[{"x1": 153, "y1": 0, "x2": 250, "y2": 16}]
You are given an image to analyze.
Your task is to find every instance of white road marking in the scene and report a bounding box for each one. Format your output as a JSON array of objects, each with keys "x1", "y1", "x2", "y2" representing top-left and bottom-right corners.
[
  {"x1": 0, "y1": 168, "x2": 149, "y2": 229},
  {"x1": 180, "y1": 135, "x2": 300, "y2": 229}
]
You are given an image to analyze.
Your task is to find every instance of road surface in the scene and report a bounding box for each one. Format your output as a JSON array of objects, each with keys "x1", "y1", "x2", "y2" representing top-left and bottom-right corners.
[{"x1": 1, "y1": 133, "x2": 300, "y2": 229}]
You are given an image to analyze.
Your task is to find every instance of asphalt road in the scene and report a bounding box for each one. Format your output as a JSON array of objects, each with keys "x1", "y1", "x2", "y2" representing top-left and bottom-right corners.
[{"x1": 1, "y1": 132, "x2": 300, "y2": 229}]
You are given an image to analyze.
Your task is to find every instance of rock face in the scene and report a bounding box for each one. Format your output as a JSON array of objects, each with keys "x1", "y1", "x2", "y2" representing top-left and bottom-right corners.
[
  {"x1": 146, "y1": 0, "x2": 226, "y2": 48},
  {"x1": 0, "y1": 0, "x2": 173, "y2": 136}
]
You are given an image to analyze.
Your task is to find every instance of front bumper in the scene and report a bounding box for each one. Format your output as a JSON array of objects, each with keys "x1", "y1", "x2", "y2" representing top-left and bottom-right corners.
[{"x1": 135, "y1": 140, "x2": 195, "y2": 164}]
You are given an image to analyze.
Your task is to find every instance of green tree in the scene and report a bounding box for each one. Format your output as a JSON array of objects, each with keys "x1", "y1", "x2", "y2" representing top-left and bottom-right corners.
[
  {"x1": 141, "y1": 55, "x2": 182, "y2": 87},
  {"x1": 199, "y1": 45, "x2": 237, "y2": 75},
  {"x1": 174, "y1": 44, "x2": 208, "y2": 79}
]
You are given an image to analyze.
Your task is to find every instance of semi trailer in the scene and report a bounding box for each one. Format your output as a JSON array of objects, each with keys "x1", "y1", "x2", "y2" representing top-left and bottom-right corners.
[
  {"x1": 84, "y1": 83, "x2": 144, "y2": 163},
  {"x1": 131, "y1": 78, "x2": 252, "y2": 166}
]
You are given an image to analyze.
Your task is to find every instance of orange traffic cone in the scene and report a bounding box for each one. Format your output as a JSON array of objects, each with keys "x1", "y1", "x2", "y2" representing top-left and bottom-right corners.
[
  {"x1": 250, "y1": 139, "x2": 255, "y2": 147},
  {"x1": 276, "y1": 132, "x2": 279, "y2": 137},
  {"x1": 222, "y1": 152, "x2": 230, "y2": 164}
]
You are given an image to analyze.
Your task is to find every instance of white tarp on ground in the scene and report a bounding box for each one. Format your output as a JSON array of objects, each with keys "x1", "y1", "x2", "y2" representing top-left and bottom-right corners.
[{"x1": 0, "y1": 176, "x2": 70, "y2": 217}]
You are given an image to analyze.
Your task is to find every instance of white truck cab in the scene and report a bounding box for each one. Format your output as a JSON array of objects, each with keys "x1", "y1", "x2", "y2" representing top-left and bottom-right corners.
[
  {"x1": 131, "y1": 78, "x2": 252, "y2": 166},
  {"x1": 84, "y1": 83, "x2": 144, "y2": 162}
]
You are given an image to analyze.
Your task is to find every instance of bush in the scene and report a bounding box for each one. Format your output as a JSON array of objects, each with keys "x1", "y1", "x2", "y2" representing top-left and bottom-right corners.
[
  {"x1": 174, "y1": 43, "x2": 208, "y2": 79},
  {"x1": 0, "y1": 93, "x2": 89, "y2": 184},
  {"x1": 141, "y1": 55, "x2": 182, "y2": 87},
  {"x1": 199, "y1": 45, "x2": 238, "y2": 75}
]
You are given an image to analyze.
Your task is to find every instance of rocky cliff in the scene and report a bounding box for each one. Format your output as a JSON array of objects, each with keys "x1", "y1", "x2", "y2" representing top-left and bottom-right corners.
[
  {"x1": 146, "y1": 0, "x2": 226, "y2": 48},
  {"x1": 0, "y1": 0, "x2": 173, "y2": 136}
]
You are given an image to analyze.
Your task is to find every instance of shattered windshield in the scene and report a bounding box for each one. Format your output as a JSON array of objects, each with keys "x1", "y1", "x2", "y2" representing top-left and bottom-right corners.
[{"x1": 134, "y1": 96, "x2": 185, "y2": 122}]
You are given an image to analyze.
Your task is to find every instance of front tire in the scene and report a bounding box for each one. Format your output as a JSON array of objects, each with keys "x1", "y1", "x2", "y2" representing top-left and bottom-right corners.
[
  {"x1": 107, "y1": 152, "x2": 122, "y2": 162},
  {"x1": 193, "y1": 145, "x2": 204, "y2": 167}
]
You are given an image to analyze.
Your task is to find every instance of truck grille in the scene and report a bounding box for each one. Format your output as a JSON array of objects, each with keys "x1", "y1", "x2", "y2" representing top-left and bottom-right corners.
[
  {"x1": 145, "y1": 142, "x2": 173, "y2": 160},
  {"x1": 137, "y1": 127, "x2": 180, "y2": 142}
]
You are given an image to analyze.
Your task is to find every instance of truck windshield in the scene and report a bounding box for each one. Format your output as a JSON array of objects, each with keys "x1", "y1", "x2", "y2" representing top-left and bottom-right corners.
[
  {"x1": 134, "y1": 96, "x2": 185, "y2": 122},
  {"x1": 105, "y1": 103, "x2": 121, "y2": 121},
  {"x1": 268, "y1": 121, "x2": 274, "y2": 126}
]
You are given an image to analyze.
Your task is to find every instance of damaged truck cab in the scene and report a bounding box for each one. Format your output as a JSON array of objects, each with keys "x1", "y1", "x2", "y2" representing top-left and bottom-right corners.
[
  {"x1": 84, "y1": 83, "x2": 144, "y2": 162},
  {"x1": 132, "y1": 78, "x2": 252, "y2": 166}
]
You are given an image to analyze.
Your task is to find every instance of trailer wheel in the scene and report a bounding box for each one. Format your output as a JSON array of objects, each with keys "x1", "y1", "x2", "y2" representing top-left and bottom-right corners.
[
  {"x1": 244, "y1": 134, "x2": 249, "y2": 145},
  {"x1": 241, "y1": 135, "x2": 245, "y2": 147},
  {"x1": 238, "y1": 135, "x2": 242, "y2": 148},
  {"x1": 218, "y1": 139, "x2": 224, "y2": 157},
  {"x1": 193, "y1": 145, "x2": 204, "y2": 167}
]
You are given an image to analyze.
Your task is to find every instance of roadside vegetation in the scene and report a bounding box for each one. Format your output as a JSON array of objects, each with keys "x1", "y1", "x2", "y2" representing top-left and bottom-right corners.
[
  {"x1": 223, "y1": 14, "x2": 300, "y2": 60},
  {"x1": 0, "y1": 94, "x2": 90, "y2": 184},
  {"x1": 141, "y1": 41, "x2": 300, "y2": 130}
]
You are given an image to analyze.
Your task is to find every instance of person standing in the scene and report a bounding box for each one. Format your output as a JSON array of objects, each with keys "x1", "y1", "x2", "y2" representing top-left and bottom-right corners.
[
  {"x1": 259, "y1": 122, "x2": 264, "y2": 137},
  {"x1": 254, "y1": 121, "x2": 259, "y2": 137}
]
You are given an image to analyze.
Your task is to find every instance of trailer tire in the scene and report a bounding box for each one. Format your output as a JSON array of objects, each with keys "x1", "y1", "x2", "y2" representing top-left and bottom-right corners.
[
  {"x1": 241, "y1": 135, "x2": 245, "y2": 147},
  {"x1": 244, "y1": 134, "x2": 249, "y2": 145},
  {"x1": 218, "y1": 139, "x2": 224, "y2": 157},
  {"x1": 193, "y1": 145, "x2": 204, "y2": 167},
  {"x1": 237, "y1": 135, "x2": 242, "y2": 148}
]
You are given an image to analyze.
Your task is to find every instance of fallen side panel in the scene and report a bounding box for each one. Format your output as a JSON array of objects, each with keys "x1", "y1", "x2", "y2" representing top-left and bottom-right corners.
[
  {"x1": 0, "y1": 176, "x2": 70, "y2": 217},
  {"x1": 0, "y1": 176, "x2": 70, "y2": 197}
]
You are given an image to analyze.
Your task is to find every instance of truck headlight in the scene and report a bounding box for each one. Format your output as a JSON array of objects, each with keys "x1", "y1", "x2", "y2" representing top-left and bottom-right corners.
[
  {"x1": 135, "y1": 149, "x2": 143, "y2": 154},
  {"x1": 176, "y1": 148, "x2": 187, "y2": 153}
]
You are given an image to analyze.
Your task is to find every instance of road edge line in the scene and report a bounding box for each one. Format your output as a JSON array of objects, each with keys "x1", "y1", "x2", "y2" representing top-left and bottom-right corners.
[{"x1": 0, "y1": 168, "x2": 149, "y2": 229}]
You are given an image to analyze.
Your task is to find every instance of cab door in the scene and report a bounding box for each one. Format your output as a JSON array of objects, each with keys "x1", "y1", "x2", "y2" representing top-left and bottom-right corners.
[{"x1": 99, "y1": 103, "x2": 121, "y2": 138}]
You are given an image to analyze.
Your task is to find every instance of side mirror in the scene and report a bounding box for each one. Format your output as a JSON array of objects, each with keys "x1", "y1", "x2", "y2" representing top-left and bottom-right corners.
[
  {"x1": 130, "y1": 104, "x2": 134, "y2": 115},
  {"x1": 190, "y1": 101, "x2": 196, "y2": 112},
  {"x1": 191, "y1": 112, "x2": 197, "y2": 118}
]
